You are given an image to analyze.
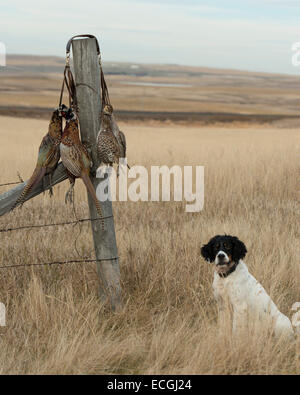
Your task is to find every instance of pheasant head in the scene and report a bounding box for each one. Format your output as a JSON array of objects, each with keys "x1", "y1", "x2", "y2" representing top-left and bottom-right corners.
[
  {"x1": 48, "y1": 107, "x2": 63, "y2": 140},
  {"x1": 61, "y1": 107, "x2": 80, "y2": 142},
  {"x1": 58, "y1": 104, "x2": 69, "y2": 118},
  {"x1": 103, "y1": 104, "x2": 113, "y2": 116},
  {"x1": 64, "y1": 107, "x2": 78, "y2": 123}
]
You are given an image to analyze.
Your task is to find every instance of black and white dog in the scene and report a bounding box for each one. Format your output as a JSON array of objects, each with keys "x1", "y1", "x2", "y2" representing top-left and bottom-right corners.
[{"x1": 201, "y1": 235, "x2": 296, "y2": 341}]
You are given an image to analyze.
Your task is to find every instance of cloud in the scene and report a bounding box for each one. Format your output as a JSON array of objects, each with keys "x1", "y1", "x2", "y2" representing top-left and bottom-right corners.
[{"x1": 0, "y1": 0, "x2": 299, "y2": 74}]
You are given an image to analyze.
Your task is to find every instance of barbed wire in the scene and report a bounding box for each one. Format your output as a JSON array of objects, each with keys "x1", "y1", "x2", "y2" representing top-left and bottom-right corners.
[
  {"x1": 0, "y1": 179, "x2": 118, "y2": 270},
  {"x1": 0, "y1": 256, "x2": 119, "y2": 270},
  {"x1": 0, "y1": 173, "x2": 24, "y2": 188},
  {"x1": 0, "y1": 215, "x2": 113, "y2": 233}
]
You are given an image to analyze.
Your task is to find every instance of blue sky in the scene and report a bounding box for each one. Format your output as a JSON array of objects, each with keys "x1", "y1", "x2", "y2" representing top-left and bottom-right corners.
[{"x1": 0, "y1": 0, "x2": 300, "y2": 74}]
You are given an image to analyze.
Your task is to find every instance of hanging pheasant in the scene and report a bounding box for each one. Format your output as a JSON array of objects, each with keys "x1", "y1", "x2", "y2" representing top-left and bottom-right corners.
[
  {"x1": 60, "y1": 107, "x2": 104, "y2": 228},
  {"x1": 11, "y1": 107, "x2": 65, "y2": 210},
  {"x1": 97, "y1": 104, "x2": 121, "y2": 166},
  {"x1": 97, "y1": 104, "x2": 130, "y2": 174}
]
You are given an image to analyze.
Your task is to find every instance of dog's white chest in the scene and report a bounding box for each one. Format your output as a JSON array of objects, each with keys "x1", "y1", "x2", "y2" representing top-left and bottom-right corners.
[{"x1": 213, "y1": 262, "x2": 249, "y2": 305}]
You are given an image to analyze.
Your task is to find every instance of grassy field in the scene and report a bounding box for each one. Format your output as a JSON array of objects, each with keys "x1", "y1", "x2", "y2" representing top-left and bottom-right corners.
[{"x1": 0, "y1": 115, "x2": 299, "y2": 374}]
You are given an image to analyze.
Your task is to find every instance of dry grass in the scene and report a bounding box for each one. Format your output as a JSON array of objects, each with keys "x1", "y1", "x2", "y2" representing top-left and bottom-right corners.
[{"x1": 0, "y1": 115, "x2": 299, "y2": 374}]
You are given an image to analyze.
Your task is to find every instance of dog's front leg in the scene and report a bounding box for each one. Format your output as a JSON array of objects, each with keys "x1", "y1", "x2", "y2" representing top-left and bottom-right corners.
[
  {"x1": 218, "y1": 305, "x2": 227, "y2": 329},
  {"x1": 215, "y1": 294, "x2": 230, "y2": 335},
  {"x1": 232, "y1": 303, "x2": 248, "y2": 336}
]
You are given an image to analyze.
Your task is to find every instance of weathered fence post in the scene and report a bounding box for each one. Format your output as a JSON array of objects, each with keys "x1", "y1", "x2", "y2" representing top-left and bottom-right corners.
[{"x1": 72, "y1": 38, "x2": 122, "y2": 310}]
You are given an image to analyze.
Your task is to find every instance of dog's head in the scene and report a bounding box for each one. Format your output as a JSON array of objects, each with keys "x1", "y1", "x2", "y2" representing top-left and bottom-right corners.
[{"x1": 201, "y1": 235, "x2": 247, "y2": 274}]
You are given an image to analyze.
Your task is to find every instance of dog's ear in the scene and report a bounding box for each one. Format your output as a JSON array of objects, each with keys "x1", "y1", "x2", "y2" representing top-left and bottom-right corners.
[
  {"x1": 201, "y1": 239, "x2": 215, "y2": 262},
  {"x1": 232, "y1": 237, "x2": 247, "y2": 262}
]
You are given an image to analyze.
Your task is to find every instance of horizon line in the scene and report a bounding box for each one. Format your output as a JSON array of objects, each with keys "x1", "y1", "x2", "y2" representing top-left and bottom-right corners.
[{"x1": 5, "y1": 53, "x2": 300, "y2": 78}]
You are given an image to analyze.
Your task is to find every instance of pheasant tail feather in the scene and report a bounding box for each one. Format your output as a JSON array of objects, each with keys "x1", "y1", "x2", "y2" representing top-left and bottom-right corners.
[{"x1": 11, "y1": 167, "x2": 46, "y2": 210}]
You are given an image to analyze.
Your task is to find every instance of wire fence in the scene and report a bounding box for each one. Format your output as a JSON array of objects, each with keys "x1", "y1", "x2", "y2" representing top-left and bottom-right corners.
[
  {"x1": 0, "y1": 178, "x2": 117, "y2": 270},
  {"x1": 0, "y1": 173, "x2": 24, "y2": 188},
  {"x1": 0, "y1": 215, "x2": 113, "y2": 233},
  {"x1": 0, "y1": 257, "x2": 119, "y2": 270}
]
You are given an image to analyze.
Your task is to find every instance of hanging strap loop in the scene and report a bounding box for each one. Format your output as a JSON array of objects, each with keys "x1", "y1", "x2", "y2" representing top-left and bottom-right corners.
[
  {"x1": 66, "y1": 34, "x2": 100, "y2": 58},
  {"x1": 66, "y1": 34, "x2": 109, "y2": 109},
  {"x1": 59, "y1": 66, "x2": 73, "y2": 107},
  {"x1": 58, "y1": 35, "x2": 87, "y2": 111},
  {"x1": 60, "y1": 34, "x2": 110, "y2": 114}
]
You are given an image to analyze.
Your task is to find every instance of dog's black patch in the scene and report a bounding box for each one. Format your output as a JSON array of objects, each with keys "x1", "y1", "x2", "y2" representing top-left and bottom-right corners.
[{"x1": 201, "y1": 235, "x2": 247, "y2": 263}]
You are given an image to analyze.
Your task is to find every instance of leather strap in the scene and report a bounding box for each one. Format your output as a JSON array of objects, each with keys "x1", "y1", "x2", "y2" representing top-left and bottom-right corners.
[
  {"x1": 59, "y1": 65, "x2": 76, "y2": 108},
  {"x1": 66, "y1": 34, "x2": 100, "y2": 56},
  {"x1": 100, "y1": 67, "x2": 110, "y2": 108},
  {"x1": 61, "y1": 34, "x2": 110, "y2": 114}
]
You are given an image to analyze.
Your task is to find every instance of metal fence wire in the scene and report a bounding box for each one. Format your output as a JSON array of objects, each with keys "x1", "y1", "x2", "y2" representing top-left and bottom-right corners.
[{"x1": 0, "y1": 179, "x2": 117, "y2": 270}]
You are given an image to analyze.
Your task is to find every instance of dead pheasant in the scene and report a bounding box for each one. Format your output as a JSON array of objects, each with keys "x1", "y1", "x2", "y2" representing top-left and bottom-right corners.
[
  {"x1": 11, "y1": 107, "x2": 64, "y2": 210},
  {"x1": 60, "y1": 107, "x2": 104, "y2": 228},
  {"x1": 97, "y1": 104, "x2": 130, "y2": 173}
]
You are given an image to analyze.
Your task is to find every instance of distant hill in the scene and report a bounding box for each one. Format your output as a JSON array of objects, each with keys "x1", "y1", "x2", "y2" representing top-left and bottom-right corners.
[
  {"x1": 3, "y1": 54, "x2": 298, "y2": 80},
  {"x1": 1, "y1": 54, "x2": 300, "y2": 124}
]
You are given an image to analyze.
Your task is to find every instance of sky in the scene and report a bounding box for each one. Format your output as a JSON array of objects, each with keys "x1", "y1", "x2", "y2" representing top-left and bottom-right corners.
[{"x1": 1, "y1": 0, "x2": 300, "y2": 74}]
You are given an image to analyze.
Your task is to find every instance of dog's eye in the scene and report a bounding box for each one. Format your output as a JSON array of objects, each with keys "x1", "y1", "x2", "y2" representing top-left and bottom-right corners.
[{"x1": 215, "y1": 244, "x2": 220, "y2": 249}]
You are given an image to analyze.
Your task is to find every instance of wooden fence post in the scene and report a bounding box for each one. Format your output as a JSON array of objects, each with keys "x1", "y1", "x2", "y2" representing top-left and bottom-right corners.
[{"x1": 72, "y1": 38, "x2": 122, "y2": 310}]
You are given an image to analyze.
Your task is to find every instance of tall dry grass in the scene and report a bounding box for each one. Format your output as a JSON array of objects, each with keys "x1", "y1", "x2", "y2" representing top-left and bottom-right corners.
[{"x1": 0, "y1": 116, "x2": 299, "y2": 374}]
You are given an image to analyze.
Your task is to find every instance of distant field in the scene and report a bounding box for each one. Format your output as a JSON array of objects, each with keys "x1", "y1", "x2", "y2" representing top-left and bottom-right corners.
[
  {"x1": 1, "y1": 55, "x2": 300, "y2": 124},
  {"x1": 0, "y1": 116, "x2": 299, "y2": 374}
]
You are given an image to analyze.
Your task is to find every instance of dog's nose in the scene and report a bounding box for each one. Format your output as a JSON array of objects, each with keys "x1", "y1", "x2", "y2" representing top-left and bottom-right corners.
[{"x1": 218, "y1": 253, "x2": 225, "y2": 259}]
